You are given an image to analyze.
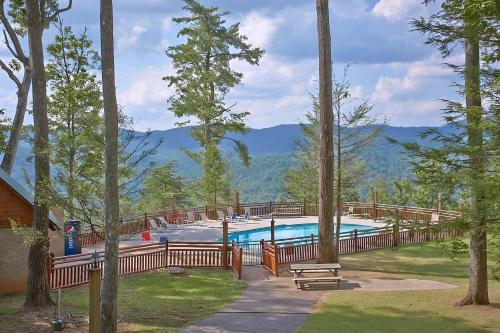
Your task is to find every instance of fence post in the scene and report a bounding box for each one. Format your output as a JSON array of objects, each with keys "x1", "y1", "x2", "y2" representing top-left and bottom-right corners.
[
  {"x1": 270, "y1": 217, "x2": 275, "y2": 245},
  {"x1": 89, "y1": 266, "x2": 102, "y2": 333},
  {"x1": 165, "y1": 240, "x2": 169, "y2": 268},
  {"x1": 354, "y1": 229, "x2": 358, "y2": 252},
  {"x1": 393, "y1": 215, "x2": 400, "y2": 248},
  {"x1": 268, "y1": 201, "x2": 273, "y2": 215},
  {"x1": 303, "y1": 195, "x2": 307, "y2": 216},
  {"x1": 426, "y1": 220, "x2": 430, "y2": 241},
  {"x1": 223, "y1": 219, "x2": 228, "y2": 270},
  {"x1": 311, "y1": 233, "x2": 315, "y2": 258},
  {"x1": 260, "y1": 239, "x2": 264, "y2": 265}
]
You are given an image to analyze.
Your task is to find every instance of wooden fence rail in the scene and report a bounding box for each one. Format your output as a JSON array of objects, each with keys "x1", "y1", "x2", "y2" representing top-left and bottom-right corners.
[
  {"x1": 48, "y1": 241, "x2": 236, "y2": 289},
  {"x1": 79, "y1": 201, "x2": 461, "y2": 248}
]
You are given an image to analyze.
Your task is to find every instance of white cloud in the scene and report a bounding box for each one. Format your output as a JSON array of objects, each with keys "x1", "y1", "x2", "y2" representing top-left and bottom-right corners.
[
  {"x1": 333, "y1": 0, "x2": 369, "y2": 19},
  {"x1": 381, "y1": 99, "x2": 445, "y2": 126},
  {"x1": 372, "y1": 0, "x2": 419, "y2": 20},
  {"x1": 118, "y1": 23, "x2": 148, "y2": 50},
  {"x1": 240, "y1": 12, "x2": 284, "y2": 49},
  {"x1": 118, "y1": 65, "x2": 172, "y2": 108},
  {"x1": 371, "y1": 56, "x2": 452, "y2": 102}
]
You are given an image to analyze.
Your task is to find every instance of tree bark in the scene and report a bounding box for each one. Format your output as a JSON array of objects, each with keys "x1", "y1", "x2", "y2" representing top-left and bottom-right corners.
[
  {"x1": 316, "y1": 0, "x2": 335, "y2": 263},
  {"x1": 335, "y1": 107, "x2": 341, "y2": 261},
  {"x1": 24, "y1": 0, "x2": 52, "y2": 308},
  {"x1": 100, "y1": 0, "x2": 121, "y2": 331},
  {"x1": 1, "y1": 69, "x2": 31, "y2": 174},
  {"x1": 459, "y1": 0, "x2": 488, "y2": 306}
]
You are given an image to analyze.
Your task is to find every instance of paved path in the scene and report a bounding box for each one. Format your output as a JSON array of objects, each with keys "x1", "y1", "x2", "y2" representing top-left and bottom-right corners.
[
  {"x1": 181, "y1": 267, "x2": 457, "y2": 333},
  {"x1": 180, "y1": 266, "x2": 325, "y2": 333}
]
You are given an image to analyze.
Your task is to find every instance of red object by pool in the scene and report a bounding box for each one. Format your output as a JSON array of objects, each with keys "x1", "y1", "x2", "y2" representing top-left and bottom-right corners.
[{"x1": 141, "y1": 231, "x2": 151, "y2": 241}]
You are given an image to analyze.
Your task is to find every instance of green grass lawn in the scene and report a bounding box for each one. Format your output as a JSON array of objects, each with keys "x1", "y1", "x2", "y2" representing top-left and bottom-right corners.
[
  {"x1": 299, "y1": 242, "x2": 500, "y2": 333},
  {"x1": 0, "y1": 268, "x2": 245, "y2": 333}
]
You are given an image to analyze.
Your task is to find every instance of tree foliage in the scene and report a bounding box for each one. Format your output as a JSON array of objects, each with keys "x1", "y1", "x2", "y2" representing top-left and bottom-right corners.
[
  {"x1": 164, "y1": 0, "x2": 263, "y2": 204},
  {"x1": 408, "y1": 0, "x2": 499, "y2": 304},
  {"x1": 46, "y1": 23, "x2": 103, "y2": 220},
  {"x1": 137, "y1": 162, "x2": 188, "y2": 212}
]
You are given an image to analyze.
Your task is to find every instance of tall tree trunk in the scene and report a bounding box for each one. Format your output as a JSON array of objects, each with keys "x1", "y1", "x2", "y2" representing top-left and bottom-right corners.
[
  {"x1": 100, "y1": 0, "x2": 121, "y2": 331},
  {"x1": 460, "y1": 0, "x2": 488, "y2": 306},
  {"x1": 24, "y1": 0, "x2": 52, "y2": 308},
  {"x1": 1, "y1": 69, "x2": 31, "y2": 174},
  {"x1": 335, "y1": 113, "x2": 341, "y2": 261},
  {"x1": 316, "y1": 0, "x2": 335, "y2": 263}
]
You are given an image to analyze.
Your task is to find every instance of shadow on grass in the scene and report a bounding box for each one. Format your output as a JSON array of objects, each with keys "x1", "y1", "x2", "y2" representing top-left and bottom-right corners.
[{"x1": 300, "y1": 303, "x2": 490, "y2": 333}]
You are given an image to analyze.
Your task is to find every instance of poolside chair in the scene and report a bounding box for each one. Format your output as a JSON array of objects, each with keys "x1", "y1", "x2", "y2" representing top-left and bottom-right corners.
[
  {"x1": 148, "y1": 218, "x2": 159, "y2": 230},
  {"x1": 217, "y1": 210, "x2": 225, "y2": 221},
  {"x1": 186, "y1": 211, "x2": 196, "y2": 223},
  {"x1": 157, "y1": 216, "x2": 169, "y2": 228},
  {"x1": 344, "y1": 206, "x2": 354, "y2": 216},
  {"x1": 200, "y1": 213, "x2": 219, "y2": 225},
  {"x1": 238, "y1": 211, "x2": 250, "y2": 222},
  {"x1": 230, "y1": 212, "x2": 238, "y2": 223},
  {"x1": 227, "y1": 206, "x2": 234, "y2": 216},
  {"x1": 141, "y1": 231, "x2": 152, "y2": 242}
]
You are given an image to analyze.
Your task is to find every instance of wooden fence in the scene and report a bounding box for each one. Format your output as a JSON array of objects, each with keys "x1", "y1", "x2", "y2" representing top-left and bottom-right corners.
[
  {"x1": 260, "y1": 225, "x2": 459, "y2": 276},
  {"x1": 78, "y1": 201, "x2": 461, "y2": 248},
  {"x1": 48, "y1": 241, "x2": 238, "y2": 289}
]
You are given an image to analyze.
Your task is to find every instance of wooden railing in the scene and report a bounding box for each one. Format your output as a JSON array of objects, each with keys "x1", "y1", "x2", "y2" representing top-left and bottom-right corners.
[
  {"x1": 48, "y1": 241, "x2": 236, "y2": 289},
  {"x1": 78, "y1": 201, "x2": 462, "y2": 248},
  {"x1": 231, "y1": 242, "x2": 243, "y2": 279},
  {"x1": 273, "y1": 225, "x2": 459, "y2": 265}
]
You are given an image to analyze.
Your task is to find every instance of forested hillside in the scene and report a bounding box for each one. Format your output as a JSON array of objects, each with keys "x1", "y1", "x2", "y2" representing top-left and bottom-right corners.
[{"x1": 5, "y1": 124, "x2": 442, "y2": 203}]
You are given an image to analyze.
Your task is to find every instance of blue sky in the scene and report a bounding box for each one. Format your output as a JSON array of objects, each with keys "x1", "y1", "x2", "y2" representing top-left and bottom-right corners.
[{"x1": 0, "y1": 0, "x2": 462, "y2": 131}]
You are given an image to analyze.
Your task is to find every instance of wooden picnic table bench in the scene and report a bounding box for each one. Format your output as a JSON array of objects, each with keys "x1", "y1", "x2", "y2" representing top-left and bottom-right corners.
[{"x1": 290, "y1": 263, "x2": 342, "y2": 289}]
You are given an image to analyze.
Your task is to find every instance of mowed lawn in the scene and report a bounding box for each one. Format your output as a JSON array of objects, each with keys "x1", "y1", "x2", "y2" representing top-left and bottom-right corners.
[
  {"x1": 299, "y1": 242, "x2": 500, "y2": 333},
  {"x1": 0, "y1": 268, "x2": 245, "y2": 333}
]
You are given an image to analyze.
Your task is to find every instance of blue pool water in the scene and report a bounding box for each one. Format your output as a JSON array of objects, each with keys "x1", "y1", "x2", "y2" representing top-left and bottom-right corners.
[{"x1": 227, "y1": 223, "x2": 371, "y2": 243}]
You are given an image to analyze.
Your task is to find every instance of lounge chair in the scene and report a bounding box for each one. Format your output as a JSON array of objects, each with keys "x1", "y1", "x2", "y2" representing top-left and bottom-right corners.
[
  {"x1": 149, "y1": 218, "x2": 159, "y2": 230},
  {"x1": 200, "y1": 213, "x2": 219, "y2": 225},
  {"x1": 227, "y1": 206, "x2": 234, "y2": 216},
  {"x1": 157, "y1": 216, "x2": 169, "y2": 228},
  {"x1": 229, "y1": 212, "x2": 237, "y2": 222},
  {"x1": 186, "y1": 211, "x2": 196, "y2": 223},
  {"x1": 238, "y1": 211, "x2": 250, "y2": 222},
  {"x1": 217, "y1": 210, "x2": 225, "y2": 221}
]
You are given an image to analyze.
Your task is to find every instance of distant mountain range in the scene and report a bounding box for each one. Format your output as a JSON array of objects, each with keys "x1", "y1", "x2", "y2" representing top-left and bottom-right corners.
[{"x1": 4, "y1": 123, "x2": 446, "y2": 202}]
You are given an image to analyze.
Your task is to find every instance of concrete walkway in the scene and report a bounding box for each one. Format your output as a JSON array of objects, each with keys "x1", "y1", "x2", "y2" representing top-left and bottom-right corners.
[
  {"x1": 180, "y1": 266, "x2": 325, "y2": 333},
  {"x1": 181, "y1": 267, "x2": 457, "y2": 333}
]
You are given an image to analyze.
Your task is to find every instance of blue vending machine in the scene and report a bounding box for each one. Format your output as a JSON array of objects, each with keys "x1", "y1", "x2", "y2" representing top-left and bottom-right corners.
[{"x1": 64, "y1": 220, "x2": 82, "y2": 256}]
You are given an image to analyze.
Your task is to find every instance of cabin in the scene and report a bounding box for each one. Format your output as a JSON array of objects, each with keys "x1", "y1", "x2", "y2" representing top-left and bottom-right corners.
[{"x1": 0, "y1": 168, "x2": 64, "y2": 294}]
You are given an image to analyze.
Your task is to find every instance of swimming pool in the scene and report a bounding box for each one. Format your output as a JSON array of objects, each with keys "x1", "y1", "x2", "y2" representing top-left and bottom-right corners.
[{"x1": 227, "y1": 223, "x2": 372, "y2": 243}]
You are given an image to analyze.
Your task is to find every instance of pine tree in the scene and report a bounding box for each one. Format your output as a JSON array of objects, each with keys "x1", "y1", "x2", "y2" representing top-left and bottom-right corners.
[
  {"x1": 164, "y1": 0, "x2": 263, "y2": 205},
  {"x1": 409, "y1": 0, "x2": 499, "y2": 305},
  {"x1": 46, "y1": 23, "x2": 103, "y2": 220}
]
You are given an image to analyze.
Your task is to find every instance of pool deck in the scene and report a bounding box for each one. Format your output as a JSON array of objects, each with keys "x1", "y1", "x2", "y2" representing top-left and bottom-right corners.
[{"x1": 84, "y1": 215, "x2": 386, "y2": 253}]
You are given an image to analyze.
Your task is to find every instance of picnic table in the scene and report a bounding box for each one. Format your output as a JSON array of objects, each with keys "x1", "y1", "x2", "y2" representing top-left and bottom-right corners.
[{"x1": 290, "y1": 263, "x2": 342, "y2": 289}]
